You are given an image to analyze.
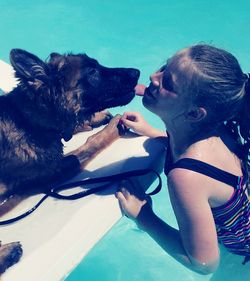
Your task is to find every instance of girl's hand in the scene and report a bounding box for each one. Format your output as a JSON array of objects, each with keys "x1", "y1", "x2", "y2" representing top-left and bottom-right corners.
[
  {"x1": 120, "y1": 112, "x2": 150, "y2": 136},
  {"x1": 120, "y1": 112, "x2": 167, "y2": 138},
  {"x1": 115, "y1": 186, "x2": 147, "y2": 219}
]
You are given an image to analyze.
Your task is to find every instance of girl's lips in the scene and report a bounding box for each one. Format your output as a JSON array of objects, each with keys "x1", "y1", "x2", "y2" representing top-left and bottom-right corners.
[
  {"x1": 144, "y1": 87, "x2": 156, "y2": 99},
  {"x1": 134, "y1": 84, "x2": 146, "y2": 96}
]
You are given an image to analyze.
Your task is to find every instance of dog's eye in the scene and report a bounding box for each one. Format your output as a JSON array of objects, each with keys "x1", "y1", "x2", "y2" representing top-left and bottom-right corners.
[
  {"x1": 86, "y1": 67, "x2": 100, "y2": 87},
  {"x1": 87, "y1": 68, "x2": 98, "y2": 76}
]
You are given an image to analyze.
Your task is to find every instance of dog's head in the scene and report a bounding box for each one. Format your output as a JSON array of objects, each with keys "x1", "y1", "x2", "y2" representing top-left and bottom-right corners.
[{"x1": 10, "y1": 49, "x2": 140, "y2": 141}]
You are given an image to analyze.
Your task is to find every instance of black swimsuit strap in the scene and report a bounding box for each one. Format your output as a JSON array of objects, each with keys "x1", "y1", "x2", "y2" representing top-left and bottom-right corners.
[{"x1": 166, "y1": 158, "x2": 240, "y2": 188}]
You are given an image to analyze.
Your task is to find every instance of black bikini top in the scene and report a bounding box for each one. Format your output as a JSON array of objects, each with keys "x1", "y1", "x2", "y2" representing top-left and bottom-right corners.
[
  {"x1": 164, "y1": 134, "x2": 244, "y2": 188},
  {"x1": 165, "y1": 157, "x2": 240, "y2": 188}
]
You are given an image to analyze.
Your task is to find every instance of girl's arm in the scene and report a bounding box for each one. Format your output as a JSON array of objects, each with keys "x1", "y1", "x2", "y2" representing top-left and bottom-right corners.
[{"x1": 116, "y1": 169, "x2": 220, "y2": 275}]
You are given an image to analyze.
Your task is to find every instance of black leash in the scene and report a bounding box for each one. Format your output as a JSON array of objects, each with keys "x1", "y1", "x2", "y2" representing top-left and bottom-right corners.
[{"x1": 0, "y1": 168, "x2": 162, "y2": 225}]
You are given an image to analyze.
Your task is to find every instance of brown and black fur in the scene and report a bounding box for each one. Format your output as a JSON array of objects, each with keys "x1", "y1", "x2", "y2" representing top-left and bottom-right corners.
[{"x1": 0, "y1": 49, "x2": 139, "y2": 274}]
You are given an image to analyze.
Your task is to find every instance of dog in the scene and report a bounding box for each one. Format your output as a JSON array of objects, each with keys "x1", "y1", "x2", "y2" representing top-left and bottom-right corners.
[{"x1": 0, "y1": 48, "x2": 140, "y2": 274}]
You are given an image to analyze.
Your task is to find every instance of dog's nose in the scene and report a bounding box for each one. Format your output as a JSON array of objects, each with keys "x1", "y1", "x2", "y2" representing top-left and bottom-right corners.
[{"x1": 129, "y1": 68, "x2": 140, "y2": 80}]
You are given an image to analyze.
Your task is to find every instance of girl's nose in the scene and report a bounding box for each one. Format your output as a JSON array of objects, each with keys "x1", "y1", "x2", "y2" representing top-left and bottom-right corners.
[{"x1": 150, "y1": 71, "x2": 162, "y2": 87}]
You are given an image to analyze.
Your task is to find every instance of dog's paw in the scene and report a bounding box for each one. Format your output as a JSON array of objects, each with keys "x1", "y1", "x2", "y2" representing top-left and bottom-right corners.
[
  {"x1": 84, "y1": 115, "x2": 122, "y2": 149},
  {"x1": 89, "y1": 110, "x2": 113, "y2": 128},
  {"x1": 108, "y1": 114, "x2": 130, "y2": 136},
  {"x1": 0, "y1": 242, "x2": 23, "y2": 275},
  {"x1": 74, "y1": 120, "x2": 93, "y2": 133},
  {"x1": 74, "y1": 111, "x2": 113, "y2": 134},
  {"x1": 104, "y1": 114, "x2": 124, "y2": 137}
]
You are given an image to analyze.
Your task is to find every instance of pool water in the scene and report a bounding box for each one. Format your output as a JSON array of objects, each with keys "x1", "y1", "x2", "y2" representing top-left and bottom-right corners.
[{"x1": 1, "y1": 1, "x2": 250, "y2": 280}]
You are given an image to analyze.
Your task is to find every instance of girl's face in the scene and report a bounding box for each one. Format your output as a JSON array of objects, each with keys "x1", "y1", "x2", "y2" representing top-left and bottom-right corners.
[{"x1": 142, "y1": 54, "x2": 191, "y2": 123}]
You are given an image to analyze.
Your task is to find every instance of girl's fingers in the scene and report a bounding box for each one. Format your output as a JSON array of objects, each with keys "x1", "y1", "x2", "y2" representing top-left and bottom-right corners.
[
  {"x1": 116, "y1": 186, "x2": 148, "y2": 219},
  {"x1": 115, "y1": 191, "x2": 128, "y2": 209},
  {"x1": 121, "y1": 118, "x2": 136, "y2": 129},
  {"x1": 119, "y1": 186, "x2": 131, "y2": 199},
  {"x1": 122, "y1": 112, "x2": 138, "y2": 122}
]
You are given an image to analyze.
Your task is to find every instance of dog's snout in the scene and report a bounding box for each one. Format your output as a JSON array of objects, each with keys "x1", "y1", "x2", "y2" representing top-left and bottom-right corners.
[{"x1": 129, "y1": 68, "x2": 140, "y2": 80}]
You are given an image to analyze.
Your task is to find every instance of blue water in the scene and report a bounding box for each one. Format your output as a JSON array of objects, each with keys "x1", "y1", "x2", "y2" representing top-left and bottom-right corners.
[{"x1": 1, "y1": 1, "x2": 250, "y2": 280}]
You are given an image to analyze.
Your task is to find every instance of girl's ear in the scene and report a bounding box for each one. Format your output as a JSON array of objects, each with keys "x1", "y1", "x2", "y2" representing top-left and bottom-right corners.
[{"x1": 186, "y1": 107, "x2": 207, "y2": 122}]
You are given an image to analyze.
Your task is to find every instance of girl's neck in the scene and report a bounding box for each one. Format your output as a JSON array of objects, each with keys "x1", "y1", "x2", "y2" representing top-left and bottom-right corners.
[{"x1": 166, "y1": 122, "x2": 219, "y2": 161}]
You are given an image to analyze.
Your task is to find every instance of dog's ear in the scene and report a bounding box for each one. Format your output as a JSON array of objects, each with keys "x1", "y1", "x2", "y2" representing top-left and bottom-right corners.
[
  {"x1": 48, "y1": 52, "x2": 66, "y2": 71},
  {"x1": 10, "y1": 49, "x2": 49, "y2": 84},
  {"x1": 49, "y1": 52, "x2": 61, "y2": 62}
]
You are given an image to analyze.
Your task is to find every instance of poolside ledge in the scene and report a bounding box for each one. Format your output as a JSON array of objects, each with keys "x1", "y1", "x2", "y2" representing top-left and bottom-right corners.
[{"x1": 0, "y1": 59, "x2": 166, "y2": 281}]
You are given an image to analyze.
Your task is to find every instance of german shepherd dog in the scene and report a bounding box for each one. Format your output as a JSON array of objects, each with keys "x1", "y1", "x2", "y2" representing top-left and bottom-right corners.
[{"x1": 0, "y1": 49, "x2": 139, "y2": 274}]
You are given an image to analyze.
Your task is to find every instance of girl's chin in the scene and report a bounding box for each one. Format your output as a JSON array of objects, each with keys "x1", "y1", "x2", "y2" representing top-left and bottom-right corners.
[{"x1": 142, "y1": 96, "x2": 156, "y2": 112}]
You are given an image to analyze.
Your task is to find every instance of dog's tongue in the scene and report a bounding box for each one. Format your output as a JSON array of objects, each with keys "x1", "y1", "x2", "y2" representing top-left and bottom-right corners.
[{"x1": 135, "y1": 84, "x2": 146, "y2": 96}]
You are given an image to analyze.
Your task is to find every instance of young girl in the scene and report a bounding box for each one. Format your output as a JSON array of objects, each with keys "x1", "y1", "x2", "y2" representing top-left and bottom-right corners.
[{"x1": 116, "y1": 44, "x2": 250, "y2": 274}]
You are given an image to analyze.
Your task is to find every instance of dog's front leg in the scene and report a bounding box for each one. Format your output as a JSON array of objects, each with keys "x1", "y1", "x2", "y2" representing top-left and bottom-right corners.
[{"x1": 69, "y1": 115, "x2": 123, "y2": 169}]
